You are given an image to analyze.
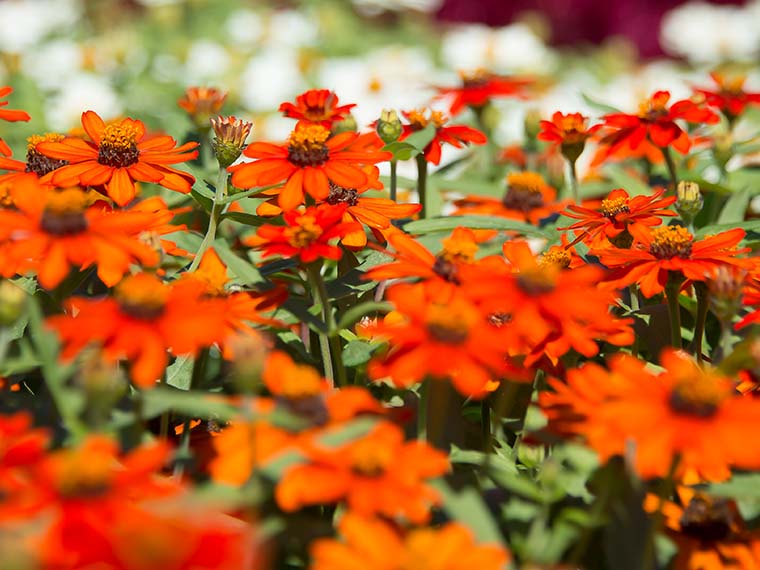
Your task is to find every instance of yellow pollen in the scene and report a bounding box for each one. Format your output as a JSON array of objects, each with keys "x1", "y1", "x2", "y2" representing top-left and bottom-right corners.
[
  {"x1": 44, "y1": 187, "x2": 89, "y2": 215},
  {"x1": 516, "y1": 267, "x2": 557, "y2": 295},
  {"x1": 27, "y1": 132, "x2": 65, "y2": 150},
  {"x1": 539, "y1": 247, "x2": 571, "y2": 269},
  {"x1": 351, "y1": 438, "x2": 392, "y2": 476},
  {"x1": 114, "y1": 274, "x2": 169, "y2": 318},
  {"x1": 649, "y1": 226, "x2": 693, "y2": 259},
  {"x1": 600, "y1": 196, "x2": 630, "y2": 217},
  {"x1": 440, "y1": 236, "x2": 478, "y2": 264},
  {"x1": 506, "y1": 171, "x2": 546, "y2": 194},
  {"x1": 56, "y1": 447, "x2": 113, "y2": 498},
  {"x1": 100, "y1": 122, "x2": 139, "y2": 150},
  {"x1": 460, "y1": 68, "x2": 490, "y2": 85},
  {"x1": 0, "y1": 182, "x2": 13, "y2": 208},
  {"x1": 638, "y1": 93, "x2": 669, "y2": 119},
  {"x1": 368, "y1": 77, "x2": 383, "y2": 94},
  {"x1": 284, "y1": 215, "x2": 322, "y2": 248},
  {"x1": 669, "y1": 369, "x2": 730, "y2": 418},
  {"x1": 287, "y1": 125, "x2": 330, "y2": 152},
  {"x1": 429, "y1": 110, "x2": 447, "y2": 128},
  {"x1": 405, "y1": 109, "x2": 428, "y2": 130},
  {"x1": 425, "y1": 304, "x2": 472, "y2": 344},
  {"x1": 559, "y1": 114, "x2": 586, "y2": 134}
]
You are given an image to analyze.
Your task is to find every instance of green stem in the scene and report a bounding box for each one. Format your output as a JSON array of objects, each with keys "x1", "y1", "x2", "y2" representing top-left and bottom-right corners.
[
  {"x1": 644, "y1": 455, "x2": 681, "y2": 570},
  {"x1": 389, "y1": 159, "x2": 398, "y2": 203},
  {"x1": 481, "y1": 398, "x2": 491, "y2": 452},
  {"x1": 665, "y1": 276, "x2": 684, "y2": 349},
  {"x1": 159, "y1": 372, "x2": 169, "y2": 440},
  {"x1": 306, "y1": 263, "x2": 346, "y2": 387},
  {"x1": 426, "y1": 379, "x2": 453, "y2": 450},
  {"x1": 173, "y1": 348, "x2": 209, "y2": 478},
  {"x1": 630, "y1": 284, "x2": 641, "y2": 358},
  {"x1": 188, "y1": 164, "x2": 228, "y2": 272},
  {"x1": 691, "y1": 283, "x2": 709, "y2": 363},
  {"x1": 568, "y1": 158, "x2": 580, "y2": 204},
  {"x1": 661, "y1": 146, "x2": 678, "y2": 194},
  {"x1": 718, "y1": 320, "x2": 734, "y2": 363},
  {"x1": 415, "y1": 153, "x2": 428, "y2": 219}
]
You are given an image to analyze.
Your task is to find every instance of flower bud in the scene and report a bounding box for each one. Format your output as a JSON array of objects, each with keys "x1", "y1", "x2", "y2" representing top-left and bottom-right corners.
[
  {"x1": 524, "y1": 108, "x2": 542, "y2": 141},
  {"x1": 0, "y1": 280, "x2": 26, "y2": 326},
  {"x1": 75, "y1": 349, "x2": 127, "y2": 427},
  {"x1": 331, "y1": 113, "x2": 357, "y2": 136},
  {"x1": 707, "y1": 266, "x2": 746, "y2": 324},
  {"x1": 676, "y1": 181, "x2": 703, "y2": 223},
  {"x1": 210, "y1": 116, "x2": 252, "y2": 168},
  {"x1": 376, "y1": 109, "x2": 403, "y2": 143},
  {"x1": 178, "y1": 87, "x2": 227, "y2": 129},
  {"x1": 227, "y1": 332, "x2": 271, "y2": 394}
]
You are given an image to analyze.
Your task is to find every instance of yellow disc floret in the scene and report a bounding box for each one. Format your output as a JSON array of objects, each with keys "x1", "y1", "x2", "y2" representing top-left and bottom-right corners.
[{"x1": 649, "y1": 226, "x2": 693, "y2": 259}]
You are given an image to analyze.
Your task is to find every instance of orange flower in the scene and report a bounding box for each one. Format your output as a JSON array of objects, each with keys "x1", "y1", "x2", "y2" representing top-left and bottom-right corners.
[
  {"x1": 243, "y1": 203, "x2": 360, "y2": 263},
  {"x1": 453, "y1": 171, "x2": 569, "y2": 225},
  {"x1": 0, "y1": 177, "x2": 163, "y2": 289},
  {"x1": 597, "y1": 225, "x2": 749, "y2": 298},
  {"x1": 310, "y1": 513, "x2": 510, "y2": 570},
  {"x1": 560, "y1": 187, "x2": 676, "y2": 248},
  {"x1": 276, "y1": 420, "x2": 448, "y2": 523},
  {"x1": 0, "y1": 86, "x2": 31, "y2": 157},
  {"x1": 178, "y1": 86, "x2": 227, "y2": 126},
  {"x1": 229, "y1": 123, "x2": 391, "y2": 211},
  {"x1": 367, "y1": 281, "x2": 521, "y2": 397},
  {"x1": 460, "y1": 240, "x2": 633, "y2": 365},
  {"x1": 47, "y1": 273, "x2": 227, "y2": 387},
  {"x1": 400, "y1": 108, "x2": 486, "y2": 165},
  {"x1": 537, "y1": 111, "x2": 601, "y2": 162},
  {"x1": 595, "y1": 91, "x2": 718, "y2": 162},
  {"x1": 694, "y1": 70, "x2": 760, "y2": 123},
  {"x1": 279, "y1": 89, "x2": 356, "y2": 128},
  {"x1": 36, "y1": 111, "x2": 199, "y2": 206},
  {"x1": 0, "y1": 133, "x2": 68, "y2": 185},
  {"x1": 436, "y1": 69, "x2": 531, "y2": 115},
  {"x1": 541, "y1": 349, "x2": 760, "y2": 480}
]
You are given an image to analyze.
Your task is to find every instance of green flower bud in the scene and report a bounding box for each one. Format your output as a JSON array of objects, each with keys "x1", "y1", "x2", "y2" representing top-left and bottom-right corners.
[
  {"x1": 0, "y1": 281, "x2": 26, "y2": 326},
  {"x1": 676, "y1": 181, "x2": 703, "y2": 224},
  {"x1": 210, "y1": 116, "x2": 252, "y2": 168},
  {"x1": 376, "y1": 109, "x2": 403, "y2": 143}
]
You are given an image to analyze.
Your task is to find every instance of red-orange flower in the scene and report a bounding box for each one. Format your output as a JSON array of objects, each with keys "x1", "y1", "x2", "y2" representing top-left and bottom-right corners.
[
  {"x1": 229, "y1": 123, "x2": 391, "y2": 211},
  {"x1": 596, "y1": 91, "x2": 719, "y2": 162},
  {"x1": 400, "y1": 109, "x2": 486, "y2": 165},
  {"x1": 598, "y1": 225, "x2": 749, "y2": 298},
  {"x1": 178, "y1": 86, "x2": 227, "y2": 126},
  {"x1": 47, "y1": 273, "x2": 227, "y2": 387},
  {"x1": 279, "y1": 89, "x2": 356, "y2": 128},
  {"x1": 0, "y1": 133, "x2": 69, "y2": 185},
  {"x1": 560, "y1": 187, "x2": 677, "y2": 248},
  {"x1": 276, "y1": 420, "x2": 448, "y2": 523},
  {"x1": 0, "y1": 86, "x2": 31, "y2": 157},
  {"x1": 436, "y1": 69, "x2": 531, "y2": 115},
  {"x1": 0, "y1": 176, "x2": 163, "y2": 289},
  {"x1": 310, "y1": 513, "x2": 510, "y2": 570},
  {"x1": 36, "y1": 111, "x2": 199, "y2": 206},
  {"x1": 243, "y1": 203, "x2": 360, "y2": 263},
  {"x1": 694, "y1": 71, "x2": 760, "y2": 123},
  {"x1": 540, "y1": 349, "x2": 760, "y2": 480},
  {"x1": 538, "y1": 111, "x2": 601, "y2": 162}
]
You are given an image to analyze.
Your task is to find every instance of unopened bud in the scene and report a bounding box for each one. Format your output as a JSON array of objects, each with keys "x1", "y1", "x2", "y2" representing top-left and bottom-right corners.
[
  {"x1": 331, "y1": 113, "x2": 357, "y2": 136},
  {"x1": 76, "y1": 349, "x2": 127, "y2": 427},
  {"x1": 227, "y1": 332, "x2": 271, "y2": 394},
  {"x1": 211, "y1": 116, "x2": 252, "y2": 167},
  {"x1": 676, "y1": 181, "x2": 703, "y2": 222},
  {"x1": 0, "y1": 281, "x2": 26, "y2": 326},
  {"x1": 376, "y1": 109, "x2": 403, "y2": 143},
  {"x1": 707, "y1": 266, "x2": 746, "y2": 323},
  {"x1": 524, "y1": 108, "x2": 542, "y2": 141},
  {"x1": 178, "y1": 87, "x2": 227, "y2": 129}
]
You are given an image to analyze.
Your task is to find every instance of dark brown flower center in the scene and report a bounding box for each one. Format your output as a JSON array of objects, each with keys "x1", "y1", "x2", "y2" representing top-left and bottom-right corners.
[
  {"x1": 26, "y1": 134, "x2": 68, "y2": 177},
  {"x1": 680, "y1": 496, "x2": 735, "y2": 542},
  {"x1": 502, "y1": 187, "x2": 545, "y2": 212},
  {"x1": 287, "y1": 125, "x2": 330, "y2": 167},
  {"x1": 432, "y1": 255, "x2": 460, "y2": 284},
  {"x1": 649, "y1": 226, "x2": 693, "y2": 259},
  {"x1": 40, "y1": 211, "x2": 88, "y2": 235},
  {"x1": 326, "y1": 182, "x2": 359, "y2": 206},
  {"x1": 276, "y1": 394, "x2": 329, "y2": 428},
  {"x1": 97, "y1": 124, "x2": 140, "y2": 168}
]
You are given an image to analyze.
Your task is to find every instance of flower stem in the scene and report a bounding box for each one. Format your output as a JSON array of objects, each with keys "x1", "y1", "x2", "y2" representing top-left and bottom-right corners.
[
  {"x1": 644, "y1": 455, "x2": 681, "y2": 570},
  {"x1": 568, "y1": 158, "x2": 580, "y2": 204},
  {"x1": 718, "y1": 320, "x2": 734, "y2": 363},
  {"x1": 665, "y1": 276, "x2": 684, "y2": 349},
  {"x1": 306, "y1": 263, "x2": 346, "y2": 387},
  {"x1": 389, "y1": 159, "x2": 398, "y2": 202},
  {"x1": 188, "y1": 164, "x2": 228, "y2": 272},
  {"x1": 691, "y1": 283, "x2": 709, "y2": 363},
  {"x1": 173, "y1": 348, "x2": 209, "y2": 478},
  {"x1": 661, "y1": 146, "x2": 678, "y2": 194},
  {"x1": 415, "y1": 153, "x2": 428, "y2": 219}
]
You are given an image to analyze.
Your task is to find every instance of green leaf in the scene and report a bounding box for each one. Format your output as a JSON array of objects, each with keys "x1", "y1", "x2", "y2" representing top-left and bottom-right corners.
[
  {"x1": 709, "y1": 473, "x2": 760, "y2": 498},
  {"x1": 341, "y1": 340, "x2": 375, "y2": 367},
  {"x1": 403, "y1": 123, "x2": 436, "y2": 153},
  {"x1": 336, "y1": 301, "x2": 392, "y2": 330},
  {"x1": 190, "y1": 186, "x2": 214, "y2": 213},
  {"x1": 403, "y1": 215, "x2": 554, "y2": 238},
  {"x1": 220, "y1": 211, "x2": 270, "y2": 227},
  {"x1": 212, "y1": 240, "x2": 263, "y2": 285},
  {"x1": 318, "y1": 416, "x2": 378, "y2": 447},
  {"x1": 696, "y1": 219, "x2": 760, "y2": 237},
  {"x1": 603, "y1": 165, "x2": 652, "y2": 197},
  {"x1": 581, "y1": 93, "x2": 621, "y2": 114},
  {"x1": 221, "y1": 183, "x2": 283, "y2": 204},
  {"x1": 166, "y1": 355, "x2": 194, "y2": 390},
  {"x1": 717, "y1": 188, "x2": 750, "y2": 224},
  {"x1": 383, "y1": 141, "x2": 418, "y2": 161},
  {"x1": 431, "y1": 479, "x2": 505, "y2": 545}
]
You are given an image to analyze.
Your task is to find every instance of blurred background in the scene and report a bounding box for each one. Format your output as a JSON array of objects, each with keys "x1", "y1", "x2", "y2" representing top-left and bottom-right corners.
[{"x1": 1, "y1": 0, "x2": 759, "y2": 150}]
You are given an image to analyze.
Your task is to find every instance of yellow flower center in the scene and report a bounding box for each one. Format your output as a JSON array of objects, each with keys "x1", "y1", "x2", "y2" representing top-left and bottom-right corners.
[
  {"x1": 287, "y1": 125, "x2": 330, "y2": 167},
  {"x1": 649, "y1": 226, "x2": 693, "y2": 259},
  {"x1": 284, "y1": 214, "x2": 322, "y2": 248},
  {"x1": 98, "y1": 122, "x2": 140, "y2": 168},
  {"x1": 114, "y1": 273, "x2": 169, "y2": 320},
  {"x1": 669, "y1": 370, "x2": 730, "y2": 418},
  {"x1": 351, "y1": 438, "x2": 392, "y2": 476},
  {"x1": 638, "y1": 93, "x2": 669, "y2": 121},
  {"x1": 40, "y1": 187, "x2": 89, "y2": 235},
  {"x1": 0, "y1": 181, "x2": 13, "y2": 208},
  {"x1": 539, "y1": 247, "x2": 571, "y2": 269},
  {"x1": 425, "y1": 303, "x2": 472, "y2": 344},
  {"x1": 516, "y1": 266, "x2": 558, "y2": 295},
  {"x1": 405, "y1": 109, "x2": 429, "y2": 130},
  {"x1": 502, "y1": 171, "x2": 546, "y2": 212},
  {"x1": 26, "y1": 132, "x2": 68, "y2": 177},
  {"x1": 460, "y1": 68, "x2": 490, "y2": 88},
  {"x1": 600, "y1": 196, "x2": 630, "y2": 218},
  {"x1": 55, "y1": 447, "x2": 113, "y2": 498},
  {"x1": 439, "y1": 236, "x2": 478, "y2": 265}
]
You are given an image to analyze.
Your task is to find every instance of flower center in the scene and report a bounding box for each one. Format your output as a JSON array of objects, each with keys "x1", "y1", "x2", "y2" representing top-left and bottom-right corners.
[
  {"x1": 0, "y1": 181, "x2": 13, "y2": 208},
  {"x1": 502, "y1": 172, "x2": 546, "y2": 212},
  {"x1": 440, "y1": 235, "x2": 478, "y2": 265},
  {"x1": 405, "y1": 109, "x2": 429, "y2": 130},
  {"x1": 516, "y1": 268, "x2": 557, "y2": 295},
  {"x1": 55, "y1": 449, "x2": 112, "y2": 498},
  {"x1": 287, "y1": 125, "x2": 330, "y2": 167},
  {"x1": 97, "y1": 123, "x2": 140, "y2": 168},
  {"x1": 432, "y1": 256, "x2": 460, "y2": 283},
  {"x1": 600, "y1": 197, "x2": 630, "y2": 218},
  {"x1": 350, "y1": 438, "x2": 392, "y2": 477},
  {"x1": 425, "y1": 304, "x2": 471, "y2": 344},
  {"x1": 25, "y1": 133, "x2": 68, "y2": 177},
  {"x1": 679, "y1": 495, "x2": 735, "y2": 542},
  {"x1": 539, "y1": 247, "x2": 571, "y2": 269},
  {"x1": 40, "y1": 187, "x2": 89, "y2": 235},
  {"x1": 326, "y1": 182, "x2": 359, "y2": 206},
  {"x1": 638, "y1": 93, "x2": 670, "y2": 121},
  {"x1": 114, "y1": 274, "x2": 169, "y2": 320},
  {"x1": 460, "y1": 68, "x2": 490, "y2": 89},
  {"x1": 488, "y1": 312, "x2": 512, "y2": 327},
  {"x1": 649, "y1": 226, "x2": 693, "y2": 259},
  {"x1": 668, "y1": 373, "x2": 729, "y2": 418},
  {"x1": 284, "y1": 214, "x2": 322, "y2": 248}
]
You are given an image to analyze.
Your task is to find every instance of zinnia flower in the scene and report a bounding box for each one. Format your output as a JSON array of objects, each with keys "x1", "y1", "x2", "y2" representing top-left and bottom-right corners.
[
  {"x1": 537, "y1": 111, "x2": 601, "y2": 163},
  {"x1": 47, "y1": 273, "x2": 227, "y2": 387},
  {"x1": 279, "y1": 89, "x2": 356, "y2": 128},
  {"x1": 400, "y1": 108, "x2": 486, "y2": 165},
  {"x1": 36, "y1": 111, "x2": 199, "y2": 206},
  {"x1": 229, "y1": 123, "x2": 391, "y2": 211},
  {"x1": 436, "y1": 69, "x2": 531, "y2": 115},
  {"x1": 0, "y1": 133, "x2": 68, "y2": 185},
  {"x1": 694, "y1": 70, "x2": 760, "y2": 124}
]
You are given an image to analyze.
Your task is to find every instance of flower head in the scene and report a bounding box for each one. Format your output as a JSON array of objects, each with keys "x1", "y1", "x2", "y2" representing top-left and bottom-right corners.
[
  {"x1": 211, "y1": 115, "x2": 252, "y2": 167},
  {"x1": 538, "y1": 111, "x2": 601, "y2": 163},
  {"x1": 436, "y1": 69, "x2": 531, "y2": 115},
  {"x1": 694, "y1": 70, "x2": 760, "y2": 123},
  {"x1": 279, "y1": 89, "x2": 356, "y2": 129},
  {"x1": 178, "y1": 86, "x2": 227, "y2": 127},
  {"x1": 400, "y1": 108, "x2": 486, "y2": 165}
]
